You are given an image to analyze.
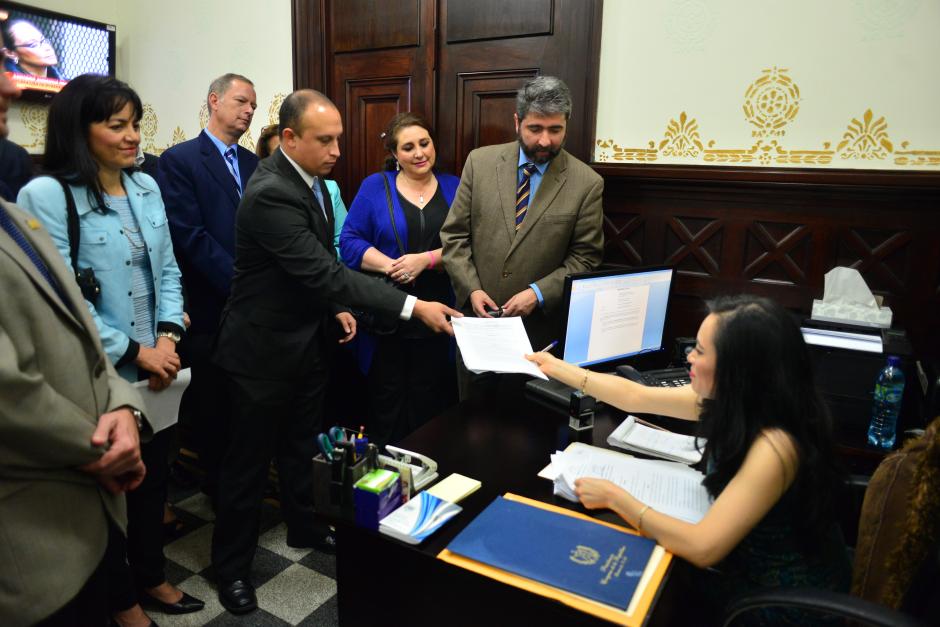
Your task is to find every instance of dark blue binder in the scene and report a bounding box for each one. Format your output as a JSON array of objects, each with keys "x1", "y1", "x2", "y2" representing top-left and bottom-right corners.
[{"x1": 446, "y1": 496, "x2": 656, "y2": 609}]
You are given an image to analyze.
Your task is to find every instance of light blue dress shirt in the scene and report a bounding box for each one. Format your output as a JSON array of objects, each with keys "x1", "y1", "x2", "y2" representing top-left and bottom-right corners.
[{"x1": 204, "y1": 129, "x2": 242, "y2": 191}]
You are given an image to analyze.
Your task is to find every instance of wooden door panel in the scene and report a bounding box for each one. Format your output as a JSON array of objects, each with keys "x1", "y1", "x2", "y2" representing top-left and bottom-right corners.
[
  {"x1": 344, "y1": 78, "x2": 412, "y2": 189},
  {"x1": 445, "y1": 0, "x2": 553, "y2": 43},
  {"x1": 454, "y1": 70, "x2": 538, "y2": 167},
  {"x1": 439, "y1": 0, "x2": 602, "y2": 174},
  {"x1": 331, "y1": 0, "x2": 421, "y2": 52}
]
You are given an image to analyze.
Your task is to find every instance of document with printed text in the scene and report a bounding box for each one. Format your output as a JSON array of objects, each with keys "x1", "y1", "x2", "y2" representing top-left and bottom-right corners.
[
  {"x1": 452, "y1": 316, "x2": 547, "y2": 380},
  {"x1": 545, "y1": 443, "x2": 711, "y2": 524}
]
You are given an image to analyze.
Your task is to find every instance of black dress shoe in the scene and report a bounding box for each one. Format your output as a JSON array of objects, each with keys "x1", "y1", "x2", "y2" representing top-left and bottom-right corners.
[
  {"x1": 219, "y1": 579, "x2": 257, "y2": 615},
  {"x1": 286, "y1": 531, "x2": 336, "y2": 554},
  {"x1": 140, "y1": 590, "x2": 205, "y2": 614}
]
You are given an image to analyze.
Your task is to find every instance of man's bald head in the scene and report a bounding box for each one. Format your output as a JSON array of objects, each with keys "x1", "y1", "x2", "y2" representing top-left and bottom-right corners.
[{"x1": 278, "y1": 89, "x2": 336, "y2": 138}]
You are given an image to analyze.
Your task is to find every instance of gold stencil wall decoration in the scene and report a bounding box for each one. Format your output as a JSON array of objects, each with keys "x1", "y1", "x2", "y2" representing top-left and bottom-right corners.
[
  {"x1": 837, "y1": 109, "x2": 893, "y2": 161},
  {"x1": 238, "y1": 129, "x2": 255, "y2": 151},
  {"x1": 171, "y1": 126, "x2": 187, "y2": 146},
  {"x1": 199, "y1": 102, "x2": 209, "y2": 130},
  {"x1": 141, "y1": 103, "x2": 160, "y2": 153},
  {"x1": 742, "y1": 67, "x2": 800, "y2": 139},
  {"x1": 19, "y1": 103, "x2": 48, "y2": 150},
  {"x1": 268, "y1": 93, "x2": 286, "y2": 126},
  {"x1": 659, "y1": 112, "x2": 703, "y2": 158}
]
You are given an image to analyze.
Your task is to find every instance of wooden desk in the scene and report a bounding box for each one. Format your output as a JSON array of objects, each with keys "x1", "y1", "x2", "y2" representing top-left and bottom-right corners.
[{"x1": 334, "y1": 392, "x2": 693, "y2": 626}]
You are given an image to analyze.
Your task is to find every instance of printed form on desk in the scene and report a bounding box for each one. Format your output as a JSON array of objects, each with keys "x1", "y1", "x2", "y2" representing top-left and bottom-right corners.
[{"x1": 542, "y1": 443, "x2": 711, "y2": 524}]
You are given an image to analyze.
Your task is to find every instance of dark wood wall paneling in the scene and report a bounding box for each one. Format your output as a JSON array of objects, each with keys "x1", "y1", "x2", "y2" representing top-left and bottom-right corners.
[
  {"x1": 597, "y1": 165, "x2": 940, "y2": 356},
  {"x1": 292, "y1": 0, "x2": 940, "y2": 359}
]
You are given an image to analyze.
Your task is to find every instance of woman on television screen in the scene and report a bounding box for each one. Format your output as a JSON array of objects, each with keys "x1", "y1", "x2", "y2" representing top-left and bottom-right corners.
[{"x1": 1, "y1": 18, "x2": 63, "y2": 79}]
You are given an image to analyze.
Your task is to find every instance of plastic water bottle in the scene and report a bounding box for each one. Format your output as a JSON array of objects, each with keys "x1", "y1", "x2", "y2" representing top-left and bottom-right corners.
[{"x1": 867, "y1": 356, "x2": 905, "y2": 450}]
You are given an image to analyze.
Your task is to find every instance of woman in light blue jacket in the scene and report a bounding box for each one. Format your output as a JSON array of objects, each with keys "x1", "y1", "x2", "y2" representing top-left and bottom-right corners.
[{"x1": 18, "y1": 75, "x2": 203, "y2": 625}]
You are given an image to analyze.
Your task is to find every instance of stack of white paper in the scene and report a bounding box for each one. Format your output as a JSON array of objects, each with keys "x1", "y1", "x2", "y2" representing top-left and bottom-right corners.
[
  {"x1": 543, "y1": 443, "x2": 711, "y2": 524},
  {"x1": 452, "y1": 317, "x2": 547, "y2": 379},
  {"x1": 379, "y1": 491, "x2": 462, "y2": 545},
  {"x1": 607, "y1": 416, "x2": 705, "y2": 464}
]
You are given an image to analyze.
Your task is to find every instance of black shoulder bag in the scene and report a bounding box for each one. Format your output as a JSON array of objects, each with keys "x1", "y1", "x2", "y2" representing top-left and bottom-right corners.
[
  {"x1": 353, "y1": 174, "x2": 406, "y2": 336},
  {"x1": 55, "y1": 177, "x2": 101, "y2": 302}
]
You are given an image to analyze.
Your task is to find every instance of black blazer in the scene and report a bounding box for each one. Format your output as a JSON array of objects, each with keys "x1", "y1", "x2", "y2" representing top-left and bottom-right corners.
[{"x1": 212, "y1": 148, "x2": 406, "y2": 380}]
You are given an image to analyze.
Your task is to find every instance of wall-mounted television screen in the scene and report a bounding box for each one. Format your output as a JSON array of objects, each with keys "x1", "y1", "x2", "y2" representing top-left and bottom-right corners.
[{"x1": 1, "y1": 1, "x2": 115, "y2": 100}]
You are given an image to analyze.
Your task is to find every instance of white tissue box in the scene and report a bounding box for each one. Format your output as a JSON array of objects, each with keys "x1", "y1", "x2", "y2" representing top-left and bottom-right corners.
[{"x1": 811, "y1": 300, "x2": 892, "y2": 328}]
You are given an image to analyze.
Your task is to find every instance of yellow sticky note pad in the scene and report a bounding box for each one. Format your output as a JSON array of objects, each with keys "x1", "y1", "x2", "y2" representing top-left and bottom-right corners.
[{"x1": 426, "y1": 473, "x2": 481, "y2": 504}]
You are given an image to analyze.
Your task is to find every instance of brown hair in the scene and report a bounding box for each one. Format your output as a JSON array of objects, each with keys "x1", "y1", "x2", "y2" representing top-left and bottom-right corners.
[
  {"x1": 255, "y1": 124, "x2": 279, "y2": 158},
  {"x1": 381, "y1": 112, "x2": 433, "y2": 171}
]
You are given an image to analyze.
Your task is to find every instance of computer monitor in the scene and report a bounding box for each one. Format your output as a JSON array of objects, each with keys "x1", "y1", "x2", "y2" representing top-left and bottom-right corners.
[{"x1": 559, "y1": 265, "x2": 675, "y2": 368}]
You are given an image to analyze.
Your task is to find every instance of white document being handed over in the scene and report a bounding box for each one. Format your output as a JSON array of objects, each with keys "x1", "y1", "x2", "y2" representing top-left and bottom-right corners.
[
  {"x1": 452, "y1": 316, "x2": 547, "y2": 380},
  {"x1": 607, "y1": 415, "x2": 705, "y2": 465},
  {"x1": 132, "y1": 367, "x2": 192, "y2": 433}
]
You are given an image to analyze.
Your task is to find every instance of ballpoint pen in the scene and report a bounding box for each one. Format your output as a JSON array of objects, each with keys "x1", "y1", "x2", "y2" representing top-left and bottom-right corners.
[{"x1": 539, "y1": 340, "x2": 558, "y2": 353}]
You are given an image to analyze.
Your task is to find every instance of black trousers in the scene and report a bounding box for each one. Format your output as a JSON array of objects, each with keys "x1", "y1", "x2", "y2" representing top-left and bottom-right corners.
[
  {"x1": 367, "y1": 333, "x2": 456, "y2": 448},
  {"x1": 211, "y1": 359, "x2": 332, "y2": 582},
  {"x1": 36, "y1": 522, "x2": 116, "y2": 627},
  {"x1": 177, "y1": 330, "x2": 230, "y2": 496},
  {"x1": 106, "y1": 427, "x2": 173, "y2": 611}
]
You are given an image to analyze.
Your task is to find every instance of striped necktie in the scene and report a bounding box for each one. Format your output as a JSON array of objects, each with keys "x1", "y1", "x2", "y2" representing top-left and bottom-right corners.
[
  {"x1": 0, "y1": 204, "x2": 66, "y2": 301},
  {"x1": 224, "y1": 146, "x2": 242, "y2": 197},
  {"x1": 515, "y1": 162, "x2": 538, "y2": 230}
]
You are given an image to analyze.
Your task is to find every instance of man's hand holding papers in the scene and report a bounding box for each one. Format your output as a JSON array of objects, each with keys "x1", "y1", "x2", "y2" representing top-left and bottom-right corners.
[{"x1": 452, "y1": 316, "x2": 547, "y2": 380}]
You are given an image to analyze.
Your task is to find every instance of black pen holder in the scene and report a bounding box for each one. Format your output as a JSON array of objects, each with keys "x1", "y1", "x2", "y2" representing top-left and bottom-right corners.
[{"x1": 312, "y1": 451, "x2": 373, "y2": 521}]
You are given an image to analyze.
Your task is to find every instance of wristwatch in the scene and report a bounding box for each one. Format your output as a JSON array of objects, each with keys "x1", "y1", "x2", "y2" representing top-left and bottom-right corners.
[
  {"x1": 131, "y1": 409, "x2": 144, "y2": 431},
  {"x1": 156, "y1": 330, "x2": 181, "y2": 343}
]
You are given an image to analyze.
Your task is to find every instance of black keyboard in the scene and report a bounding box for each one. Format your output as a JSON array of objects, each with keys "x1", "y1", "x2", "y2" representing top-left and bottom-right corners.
[{"x1": 525, "y1": 366, "x2": 691, "y2": 411}]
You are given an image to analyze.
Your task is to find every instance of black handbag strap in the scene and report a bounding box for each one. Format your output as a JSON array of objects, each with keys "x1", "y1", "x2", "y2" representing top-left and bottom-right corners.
[
  {"x1": 381, "y1": 173, "x2": 406, "y2": 256},
  {"x1": 53, "y1": 176, "x2": 81, "y2": 275}
]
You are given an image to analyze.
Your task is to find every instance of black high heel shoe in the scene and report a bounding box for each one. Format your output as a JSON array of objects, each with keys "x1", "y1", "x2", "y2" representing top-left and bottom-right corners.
[{"x1": 139, "y1": 590, "x2": 205, "y2": 615}]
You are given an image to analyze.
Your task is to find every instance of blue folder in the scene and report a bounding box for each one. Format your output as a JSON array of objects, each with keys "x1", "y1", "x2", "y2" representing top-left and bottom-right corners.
[{"x1": 446, "y1": 496, "x2": 656, "y2": 609}]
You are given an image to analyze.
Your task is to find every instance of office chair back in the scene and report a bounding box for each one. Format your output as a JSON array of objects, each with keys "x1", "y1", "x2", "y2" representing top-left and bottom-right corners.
[{"x1": 723, "y1": 417, "x2": 940, "y2": 626}]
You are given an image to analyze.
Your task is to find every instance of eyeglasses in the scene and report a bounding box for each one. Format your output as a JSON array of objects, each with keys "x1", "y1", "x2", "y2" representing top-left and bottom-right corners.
[{"x1": 15, "y1": 36, "x2": 50, "y2": 50}]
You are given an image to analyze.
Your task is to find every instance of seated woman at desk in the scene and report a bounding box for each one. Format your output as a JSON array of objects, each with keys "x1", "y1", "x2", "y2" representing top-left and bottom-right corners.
[{"x1": 527, "y1": 295, "x2": 850, "y2": 623}]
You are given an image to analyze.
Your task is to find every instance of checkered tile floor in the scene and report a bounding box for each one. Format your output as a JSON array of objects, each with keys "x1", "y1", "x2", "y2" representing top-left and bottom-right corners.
[{"x1": 156, "y1": 480, "x2": 338, "y2": 626}]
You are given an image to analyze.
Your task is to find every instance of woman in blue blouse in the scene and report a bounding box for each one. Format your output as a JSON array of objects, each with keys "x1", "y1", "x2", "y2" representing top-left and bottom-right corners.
[
  {"x1": 18, "y1": 75, "x2": 203, "y2": 625},
  {"x1": 340, "y1": 112, "x2": 459, "y2": 447}
]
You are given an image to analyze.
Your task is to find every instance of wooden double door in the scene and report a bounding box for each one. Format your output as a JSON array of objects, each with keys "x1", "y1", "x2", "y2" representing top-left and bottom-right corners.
[{"x1": 293, "y1": 0, "x2": 601, "y2": 202}]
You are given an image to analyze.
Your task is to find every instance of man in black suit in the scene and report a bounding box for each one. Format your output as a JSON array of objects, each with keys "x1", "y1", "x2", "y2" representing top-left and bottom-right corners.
[
  {"x1": 210, "y1": 89, "x2": 459, "y2": 614},
  {"x1": 157, "y1": 74, "x2": 259, "y2": 497}
]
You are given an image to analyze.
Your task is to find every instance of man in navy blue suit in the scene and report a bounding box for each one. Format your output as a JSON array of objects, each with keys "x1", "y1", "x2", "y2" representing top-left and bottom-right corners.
[{"x1": 157, "y1": 73, "x2": 258, "y2": 498}]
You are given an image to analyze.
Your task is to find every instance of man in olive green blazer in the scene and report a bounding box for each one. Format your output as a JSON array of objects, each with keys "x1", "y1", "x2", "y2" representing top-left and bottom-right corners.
[
  {"x1": 0, "y1": 198, "x2": 148, "y2": 626},
  {"x1": 441, "y1": 76, "x2": 604, "y2": 399}
]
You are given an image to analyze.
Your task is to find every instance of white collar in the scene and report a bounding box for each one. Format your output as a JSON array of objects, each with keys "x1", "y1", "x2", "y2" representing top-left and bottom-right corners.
[{"x1": 279, "y1": 147, "x2": 318, "y2": 189}]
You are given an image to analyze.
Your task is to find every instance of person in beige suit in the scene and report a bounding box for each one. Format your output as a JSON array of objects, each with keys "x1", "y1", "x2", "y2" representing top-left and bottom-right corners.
[
  {"x1": 441, "y1": 76, "x2": 604, "y2": 399},
  {"x1": 0, "y1": 71, "x2": 147, "y2": 627}
]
